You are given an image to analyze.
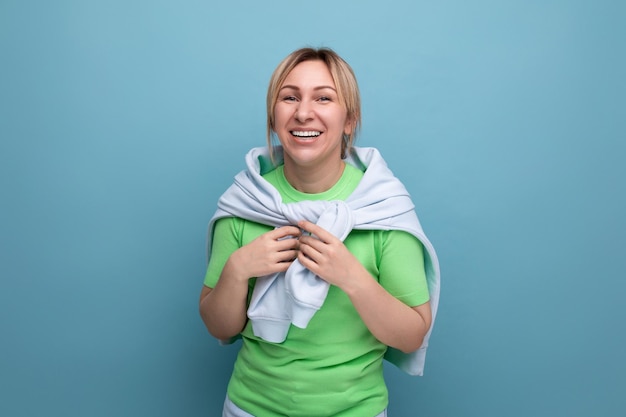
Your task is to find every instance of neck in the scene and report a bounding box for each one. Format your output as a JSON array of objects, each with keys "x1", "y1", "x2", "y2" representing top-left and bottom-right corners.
[{"x1": 283, "y1": 159, "x2": 346, "y2": 194}]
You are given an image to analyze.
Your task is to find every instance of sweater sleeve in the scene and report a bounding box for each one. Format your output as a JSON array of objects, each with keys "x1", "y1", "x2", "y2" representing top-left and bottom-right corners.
[{"x1": 378, "y1": 230, "x2": 430, "y2": 307}]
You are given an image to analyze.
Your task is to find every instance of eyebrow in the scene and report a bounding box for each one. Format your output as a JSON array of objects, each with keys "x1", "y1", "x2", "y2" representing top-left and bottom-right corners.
[{"x1": 280, "y1": 84, "x2": 337, "y2": 92}]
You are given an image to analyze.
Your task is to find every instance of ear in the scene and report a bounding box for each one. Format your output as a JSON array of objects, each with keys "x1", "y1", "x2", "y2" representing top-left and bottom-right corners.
[{"x1": 343, "y1": 115, "x2": 355, "y2": 135}]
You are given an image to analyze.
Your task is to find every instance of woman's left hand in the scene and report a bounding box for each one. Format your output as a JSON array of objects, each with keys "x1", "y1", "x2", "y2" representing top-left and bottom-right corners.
[
  {"x1": 296, "y1": 220, "x2": 368, "y2": 290},
  {"x1": 297, "y1": 220, "x2": 431, "y2": 353}
]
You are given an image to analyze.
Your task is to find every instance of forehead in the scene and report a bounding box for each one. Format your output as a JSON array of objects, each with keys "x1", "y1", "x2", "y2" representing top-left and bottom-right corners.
[{"x1": 282, "y1": 60, "x2": 336, "y2": 88}]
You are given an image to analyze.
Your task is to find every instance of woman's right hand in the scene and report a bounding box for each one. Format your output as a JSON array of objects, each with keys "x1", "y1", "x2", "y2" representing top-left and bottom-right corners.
[
  {"x1": 227, "y1": 225, "x2": 302, "y2": 282},
  {"x1": 200, "y1": 225, "x2": 301, "y2": 340}
]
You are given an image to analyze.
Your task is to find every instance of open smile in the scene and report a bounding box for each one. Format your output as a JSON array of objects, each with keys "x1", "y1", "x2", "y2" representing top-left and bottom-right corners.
[{"x1": 290, "y1": 131, "x2": 322, "y2": 139}]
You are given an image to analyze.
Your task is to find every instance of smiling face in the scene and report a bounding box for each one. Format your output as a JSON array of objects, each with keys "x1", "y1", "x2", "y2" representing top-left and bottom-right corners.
[{"x1": 273, "y1": 60, "x2": 352, "y2": 172}]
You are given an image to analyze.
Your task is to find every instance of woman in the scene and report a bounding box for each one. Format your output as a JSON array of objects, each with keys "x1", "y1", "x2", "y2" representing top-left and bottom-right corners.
[{"x1": 200, "y1": 47, "x2": 440, "y2": 417}]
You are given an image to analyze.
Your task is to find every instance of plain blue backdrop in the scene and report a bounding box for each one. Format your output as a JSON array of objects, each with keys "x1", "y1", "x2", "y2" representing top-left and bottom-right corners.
[{"x1": 1, "y1": 1, "x2": 625, "y2": 416}]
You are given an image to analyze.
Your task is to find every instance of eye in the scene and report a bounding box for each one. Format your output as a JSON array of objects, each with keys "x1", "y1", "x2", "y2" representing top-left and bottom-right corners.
[
  {"x1": 282, "y1": 95, "x2": 297, "y2": 102},
  {"x1": 318, "y1": 96, "x2": 332, "y2": 102}
]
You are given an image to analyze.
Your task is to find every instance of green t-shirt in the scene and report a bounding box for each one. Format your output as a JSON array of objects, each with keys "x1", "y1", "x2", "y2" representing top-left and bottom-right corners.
[{"x1": 205, "y1": 163, "x2": 429, "y2": 417}]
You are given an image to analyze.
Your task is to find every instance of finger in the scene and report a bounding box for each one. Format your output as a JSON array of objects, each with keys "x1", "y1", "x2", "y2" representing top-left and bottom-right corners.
[
  {"x1": 275, "y1": 249, "x2": 298, "y2": 263},
  {"x1": 297, "y1": 250, "x2": 319, "y2": 274},
  {"x1": 275, "y1": 234, "x2": 300, "y2": 251},
  {"x1": 274, "y1": 260, "x2": 294, "y2": 273},
  {"x1": 298, "y1": 234, "x2": 325, "y2": 252},
  {"x1": 298, "y1": 239, "x2": 322, "y2": 261},
  {"x1": 269, "y1": 225, "x2": 302, "y2": 240},
  {"x1": 297, "y1": 220, "x2": 332, "y2": 243}
]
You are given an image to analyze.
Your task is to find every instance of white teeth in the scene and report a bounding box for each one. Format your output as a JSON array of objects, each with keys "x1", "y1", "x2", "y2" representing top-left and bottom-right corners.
[{"x1": 291, "y1": 131, "x2": 321, "y2": 138}]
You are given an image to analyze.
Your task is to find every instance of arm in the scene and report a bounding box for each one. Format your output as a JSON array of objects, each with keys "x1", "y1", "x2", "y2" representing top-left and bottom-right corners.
[
  {"x1": 199, "y1": 225, "x2": 301, "y2": 340},
  {"x1": 297, "y1": 220, "x2": 431, "y2": 353},
  {"x1": 339, "y1": 276, "x2": 431, "y2": 353}
]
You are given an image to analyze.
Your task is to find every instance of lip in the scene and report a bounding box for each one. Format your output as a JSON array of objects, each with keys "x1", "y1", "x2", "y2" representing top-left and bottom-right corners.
[
  {"x1": 290, "y1": 134, "x2": 321, "y2": 144},
  {"x1": 289, "y1": 129, "x2": 323, "y2": 132}
]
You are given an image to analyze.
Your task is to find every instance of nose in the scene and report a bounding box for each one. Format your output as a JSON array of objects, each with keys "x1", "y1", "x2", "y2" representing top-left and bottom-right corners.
[{"x1": 294, "y1": 102, "x2": 313, "y2": 122}]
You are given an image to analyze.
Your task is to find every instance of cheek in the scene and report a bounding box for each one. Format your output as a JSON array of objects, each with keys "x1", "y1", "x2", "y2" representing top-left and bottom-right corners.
[
  {"x1": 274, "y1": 104, "x2": 292, "y2": 126},
  {"x1": 328, "y1": 107, "x2": 349, "y2": 126},
  {"x1": 327, "y1": 112, "x2": 350, "y2": 134}
]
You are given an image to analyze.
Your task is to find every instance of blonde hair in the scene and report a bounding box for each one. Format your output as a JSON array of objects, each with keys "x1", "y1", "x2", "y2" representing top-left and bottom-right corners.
[{"x1": 266, "y1": 47, "x2": 361, "y2": 160}]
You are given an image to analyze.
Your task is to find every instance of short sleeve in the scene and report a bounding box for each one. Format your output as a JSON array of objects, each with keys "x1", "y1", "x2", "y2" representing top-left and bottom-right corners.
[
  {"x1": 378, "y1": 230, "x2": 430, "y2": 307},
  {"x1": 204, "y1": 217, "x2": 243, "y2": 288}
]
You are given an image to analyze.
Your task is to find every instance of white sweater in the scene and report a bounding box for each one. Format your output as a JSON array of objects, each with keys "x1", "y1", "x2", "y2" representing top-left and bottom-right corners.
[{"x1": 208, "y1": 146, "x2": 440, "y2": 375}]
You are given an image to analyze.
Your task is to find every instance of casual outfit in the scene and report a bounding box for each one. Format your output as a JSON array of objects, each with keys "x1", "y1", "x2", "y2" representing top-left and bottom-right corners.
[{"x1": 205, "y1": 146, "x2": 440, "y2": 416}]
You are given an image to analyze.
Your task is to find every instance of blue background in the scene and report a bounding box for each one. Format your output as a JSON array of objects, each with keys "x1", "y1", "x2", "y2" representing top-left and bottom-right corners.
[{"x1": 1, "y1": 1, "x2": 625, "y2": 416}]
